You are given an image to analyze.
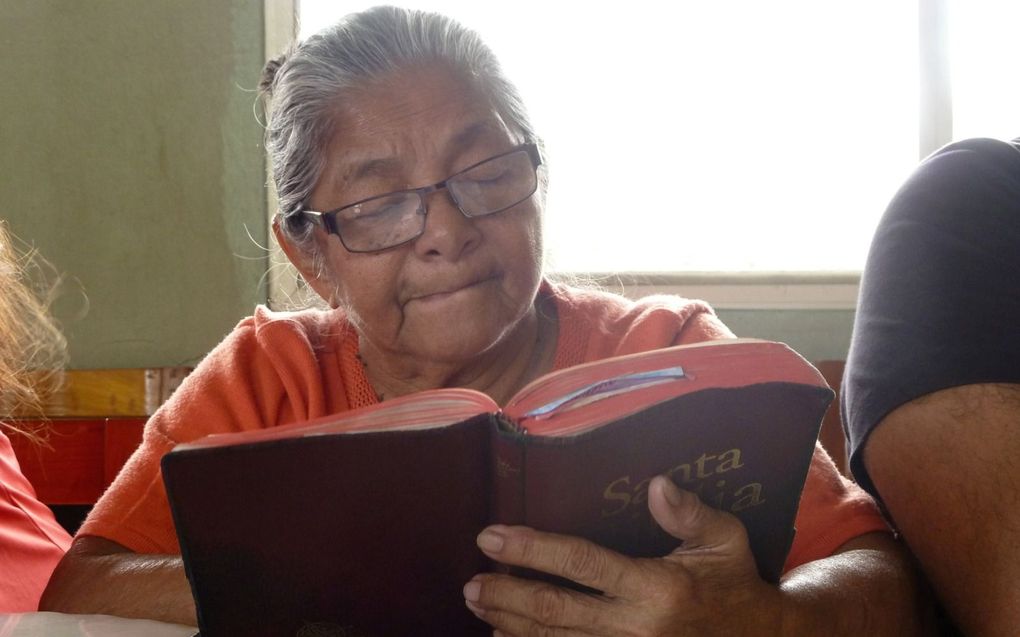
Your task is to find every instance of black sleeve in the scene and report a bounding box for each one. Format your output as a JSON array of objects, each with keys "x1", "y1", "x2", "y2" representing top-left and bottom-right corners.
[{"x1": 842, "y1": 137, "x2": 1020, "y2": 500}]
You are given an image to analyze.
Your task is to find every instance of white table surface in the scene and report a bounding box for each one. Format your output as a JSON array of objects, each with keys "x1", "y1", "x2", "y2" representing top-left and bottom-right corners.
[{"x1": 0, "y1": 612, "x2": 197, "y2": 636}]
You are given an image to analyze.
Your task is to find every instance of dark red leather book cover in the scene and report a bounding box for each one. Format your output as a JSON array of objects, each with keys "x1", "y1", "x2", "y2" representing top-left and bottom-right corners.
[
  {"x1": 503, "y1": 382, "x2": 830, "y2": 582},
  {"x1": 164, "y1": 416, "x2": 495, "y2": 636},
  {"x1": 162, "y1": 340, "x2": 831, "y2": 636}
]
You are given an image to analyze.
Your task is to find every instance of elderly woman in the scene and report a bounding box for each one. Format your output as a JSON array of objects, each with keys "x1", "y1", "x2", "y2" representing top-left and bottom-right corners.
[
  {"x1": 0, "y1": 222, "x2": 71, "y2": 610},
  {"x1": 44, "y1": 6, "x2": 923, "y2": 633}
]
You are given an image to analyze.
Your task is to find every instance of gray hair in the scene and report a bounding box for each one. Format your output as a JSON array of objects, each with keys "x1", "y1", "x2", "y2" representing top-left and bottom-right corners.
[{"x1": 259, "y1": 5, "x2": 540, "y2": 261}]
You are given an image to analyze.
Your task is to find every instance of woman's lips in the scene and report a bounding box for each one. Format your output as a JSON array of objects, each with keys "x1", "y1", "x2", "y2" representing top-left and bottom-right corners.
[{"x1": 409, "y1": 274, "x2": 497, "y2": 304}]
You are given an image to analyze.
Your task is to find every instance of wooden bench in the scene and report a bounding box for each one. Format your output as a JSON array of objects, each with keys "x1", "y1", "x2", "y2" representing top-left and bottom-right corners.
[{"x1": 4, "y1": 368, "x2": 190, "y2": 532}]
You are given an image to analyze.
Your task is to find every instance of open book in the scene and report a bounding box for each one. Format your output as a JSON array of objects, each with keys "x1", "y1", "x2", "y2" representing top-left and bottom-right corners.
[{"x1": 162, "y1": 338, "x2": 832, "y2": 637}]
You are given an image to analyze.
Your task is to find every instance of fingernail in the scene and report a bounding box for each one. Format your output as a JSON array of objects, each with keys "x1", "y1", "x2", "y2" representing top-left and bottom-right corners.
[
  {"x1": 465, "y1": 599, "x2": 484, "y2": 617},
  {"x1": 477, "y1": 528, "x2": 505, "y2": 553},
  {"x1": 659, "y1": 476, "x2": 684, "y2": 506},
  {"x1": 463, "y1": 580, "x2": 481, "y2": 602}
]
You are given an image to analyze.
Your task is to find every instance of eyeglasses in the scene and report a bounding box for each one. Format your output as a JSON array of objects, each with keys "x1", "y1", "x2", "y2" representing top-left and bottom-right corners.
[{"x1": 301, "y1": 143, "x2": 542, "y2": 253}]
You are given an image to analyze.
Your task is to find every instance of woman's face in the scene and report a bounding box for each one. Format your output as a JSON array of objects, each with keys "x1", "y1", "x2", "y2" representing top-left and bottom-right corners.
[{"x1": 303, "y1": 65, "x2": 544, "y2": 366}]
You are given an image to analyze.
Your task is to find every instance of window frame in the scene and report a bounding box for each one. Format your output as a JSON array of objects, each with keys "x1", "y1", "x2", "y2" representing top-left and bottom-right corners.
[{"x1": 264, "y1": 0, "x2": 952, "y2": 311}]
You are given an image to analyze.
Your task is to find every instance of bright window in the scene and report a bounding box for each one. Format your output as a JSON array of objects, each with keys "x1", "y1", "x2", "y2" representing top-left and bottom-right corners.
[
  {"x1": 948, "y1": 0, "x2": 1020, "y2": 141},
  {"x1": 295, "y1": 1, "x2": 1015, "y2": 274}
]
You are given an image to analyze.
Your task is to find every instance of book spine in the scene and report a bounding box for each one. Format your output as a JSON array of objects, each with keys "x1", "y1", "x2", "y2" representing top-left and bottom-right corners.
[{"x1": 488, "y1": 413, "x2": 526, "y2": 526}]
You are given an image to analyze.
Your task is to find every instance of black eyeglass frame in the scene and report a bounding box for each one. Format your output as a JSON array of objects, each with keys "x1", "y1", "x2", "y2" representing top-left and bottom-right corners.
[{"x1": 300, "y1": 142, "x2": 543, "y2": 253}]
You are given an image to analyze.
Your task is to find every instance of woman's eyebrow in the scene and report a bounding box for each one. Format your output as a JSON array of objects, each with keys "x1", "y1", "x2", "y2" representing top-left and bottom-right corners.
[
  {"x1": 448, "y1": 121, "x2": 507, "y2": 156},
  {"x1": 339, "y1": 121, "x2": 506, "y2": 186},
  {"x1": 346, "y1": 157, "x2": 402, "y2": 183}
]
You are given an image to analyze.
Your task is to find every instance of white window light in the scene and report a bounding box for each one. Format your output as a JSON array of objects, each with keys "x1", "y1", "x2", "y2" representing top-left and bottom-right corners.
[{"x1": 264, "y1": 0, "x2": 1016, "y2": 309}]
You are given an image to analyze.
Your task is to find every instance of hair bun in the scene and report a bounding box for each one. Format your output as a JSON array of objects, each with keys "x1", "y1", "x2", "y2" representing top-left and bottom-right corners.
[{"x1": 259, "y1": 53, "x2": 289, "y2": 97}]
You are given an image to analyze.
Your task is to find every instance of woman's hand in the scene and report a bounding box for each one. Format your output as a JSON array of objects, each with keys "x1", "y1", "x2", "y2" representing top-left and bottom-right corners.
[{"x1": 463, "y1": 475, "x2": 786, "y2": 636}]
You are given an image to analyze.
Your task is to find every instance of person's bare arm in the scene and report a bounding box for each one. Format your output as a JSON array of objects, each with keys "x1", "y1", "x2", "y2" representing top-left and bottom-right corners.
[
  {"x1": 40, "y1": 536, "x2": 196, "y2": 626},
  {"x1": 778, "y1": 532, "x2": 930, "y2": 635},
  {"x1": 865, "y1": 382, "x2": 1020, "y2": 636}
]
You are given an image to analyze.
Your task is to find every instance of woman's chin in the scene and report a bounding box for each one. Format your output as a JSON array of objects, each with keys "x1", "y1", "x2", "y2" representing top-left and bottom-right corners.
[
  {"x1": 396, "y1": 307, "x2": 528, "y2": 368},
  {"x1": 401, "y1": 325, "x2": 509, "y2": 365}
]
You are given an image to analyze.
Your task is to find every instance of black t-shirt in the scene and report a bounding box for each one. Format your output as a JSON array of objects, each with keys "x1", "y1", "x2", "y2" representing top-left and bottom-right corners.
[{"x1": 842, "y1": 137, "x2": 1020, "y2": 500}]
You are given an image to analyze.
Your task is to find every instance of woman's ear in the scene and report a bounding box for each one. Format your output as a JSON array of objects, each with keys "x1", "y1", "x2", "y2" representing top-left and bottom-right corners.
[{"x1": 272, "y1": 216, "x2": 340, "y2": 307}]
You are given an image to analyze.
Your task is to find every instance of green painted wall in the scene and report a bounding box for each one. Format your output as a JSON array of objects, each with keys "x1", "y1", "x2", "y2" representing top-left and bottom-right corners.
[
  {"x1": 716, "y1": 309, "x2": 855, "y2": 363},
  {"x1": 0, "y1": 3, "x2": 858, "y2": 370},
  {"x1": 1, "y1": 1, "x2": 267, "y2": 369}
]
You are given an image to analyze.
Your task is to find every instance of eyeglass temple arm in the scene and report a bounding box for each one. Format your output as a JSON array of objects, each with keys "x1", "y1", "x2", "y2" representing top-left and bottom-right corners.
[
  {"x1": 525, "y1": 142, "x2": 543, "y2": 168},
  {"x1": 300, "y1": 210, "x2": 340, "y2": 235}
]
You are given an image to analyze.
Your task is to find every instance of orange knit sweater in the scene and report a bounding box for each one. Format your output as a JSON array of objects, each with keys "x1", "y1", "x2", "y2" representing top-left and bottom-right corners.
[{"x1": 80, "y1": 281, "x2": 885, "y2": 572}]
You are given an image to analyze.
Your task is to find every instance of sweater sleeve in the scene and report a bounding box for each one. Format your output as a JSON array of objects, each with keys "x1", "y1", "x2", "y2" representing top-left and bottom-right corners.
[
  {"x1": 783, "y1": 444, "x2": 889, "y2": 571},
  {"x1": 674, "y1": 308, "x2": 736, "y2": 343},
  {"x1": 77, "y1": 314, "x2": 314, "y2": 553}
]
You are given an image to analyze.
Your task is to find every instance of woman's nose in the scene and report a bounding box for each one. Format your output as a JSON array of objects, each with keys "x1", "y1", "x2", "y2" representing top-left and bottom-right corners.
[{"x1": 413, "y1": 189, "x2": 481, "y2": 260}]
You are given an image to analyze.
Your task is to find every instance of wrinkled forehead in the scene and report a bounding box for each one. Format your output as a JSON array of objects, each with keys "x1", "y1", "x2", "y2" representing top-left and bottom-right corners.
[
  {"x1": 320, "y1": 64, "x2": 521, "y2": 185},
  {"x1": 340, "y1": 65, "x2": 499, "y2": 128}
]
